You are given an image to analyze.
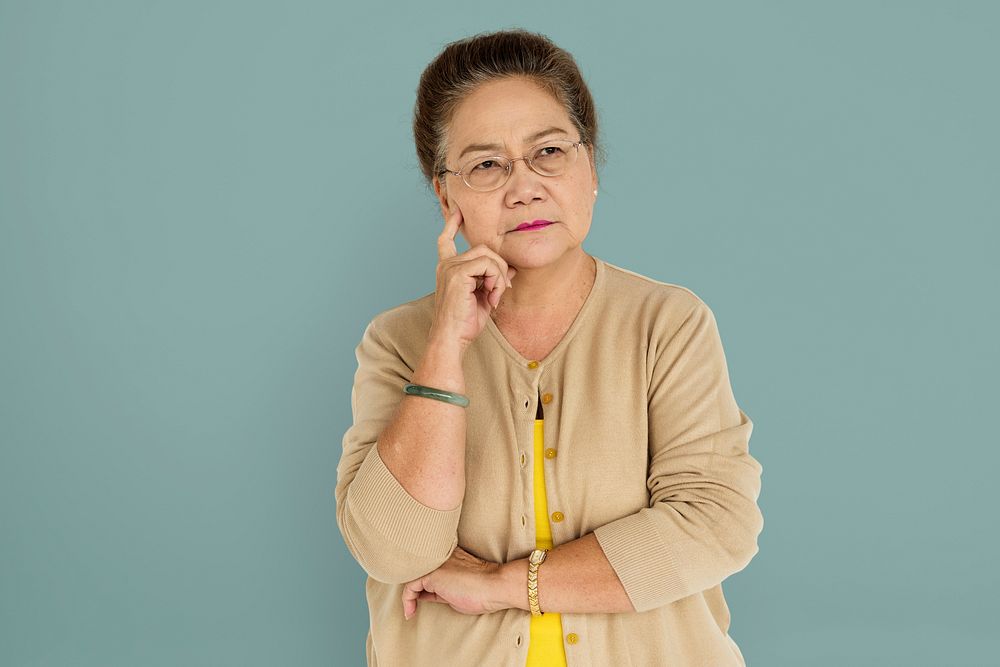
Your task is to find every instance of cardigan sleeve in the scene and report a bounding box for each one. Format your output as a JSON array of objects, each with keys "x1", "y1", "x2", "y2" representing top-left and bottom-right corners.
[
  {"x1": 335, "y1": 318, "x2": 462, "y2": 585},
  {"x1": 592, "y1": 299, "x2": 764, "y2": 613}
]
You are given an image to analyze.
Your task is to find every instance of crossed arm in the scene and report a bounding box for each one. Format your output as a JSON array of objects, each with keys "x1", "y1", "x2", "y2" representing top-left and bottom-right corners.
[
  {"x1": 494, "y1": 531, "x2": 634, "y2": 614},
  {"x1": 396, "y1": 530, "x2": 636, "y2": 620}
]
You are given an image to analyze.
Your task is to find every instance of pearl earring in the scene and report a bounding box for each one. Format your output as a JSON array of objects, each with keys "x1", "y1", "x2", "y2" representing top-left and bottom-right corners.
[{"x1": 593, "y1": 189, "x2": 598, "y2": 196}]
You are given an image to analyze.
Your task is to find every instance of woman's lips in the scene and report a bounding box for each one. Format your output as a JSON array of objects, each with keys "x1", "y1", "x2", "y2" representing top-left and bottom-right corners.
[{"x1": 513, "y1": 219, "x2": 555, "y2": 231}]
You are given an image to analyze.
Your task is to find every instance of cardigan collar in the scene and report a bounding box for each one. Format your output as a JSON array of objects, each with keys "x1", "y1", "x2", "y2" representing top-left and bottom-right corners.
[{"x1": 482, "y1": 254, "x2": 606, "y2": 369}]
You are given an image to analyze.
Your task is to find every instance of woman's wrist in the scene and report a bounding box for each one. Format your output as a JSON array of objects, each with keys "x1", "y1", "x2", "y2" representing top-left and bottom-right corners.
[
  {"x1": 426, "y1": 324, "x2": 470, "y2": 360},
  {"x1": 496, "y1": 558, "x2": 530, "y2": 612},
  {"x1": 412, "y1": 336, "x2": 467, "y2": 394}
]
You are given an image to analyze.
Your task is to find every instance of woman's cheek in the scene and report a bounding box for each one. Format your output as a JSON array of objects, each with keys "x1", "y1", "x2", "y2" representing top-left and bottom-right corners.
[{"x1": 465, "y1": 230, "x2": 487, "y2": 249}]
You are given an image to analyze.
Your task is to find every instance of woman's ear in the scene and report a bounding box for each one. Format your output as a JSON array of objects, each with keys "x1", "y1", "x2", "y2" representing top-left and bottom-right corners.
[{"x1": 434, "y1": 176, "x2": 460, "y2": 221}]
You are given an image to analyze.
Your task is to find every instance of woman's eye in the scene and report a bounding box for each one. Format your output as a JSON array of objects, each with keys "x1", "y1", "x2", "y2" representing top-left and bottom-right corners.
[
  {"x1": 473, "y1": 159, "x2": 500, "y2": 170},
  {"x1": 537, "y1": 146, "x2": 564, "y2": 157}
]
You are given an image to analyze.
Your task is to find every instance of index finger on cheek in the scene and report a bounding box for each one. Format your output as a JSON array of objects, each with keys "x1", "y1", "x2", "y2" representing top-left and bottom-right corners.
[
  {"x1": 450, "y1": 206, "x2": 463, "y2": 233},
  {"x1": 402, "y1": 594, "x2": 414, "y2": 619}
]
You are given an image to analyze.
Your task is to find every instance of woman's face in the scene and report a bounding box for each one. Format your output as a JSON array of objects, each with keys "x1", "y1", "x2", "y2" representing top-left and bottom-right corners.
[{"x1": 432, "y1": 77, "x2": 598, "y2": 272}]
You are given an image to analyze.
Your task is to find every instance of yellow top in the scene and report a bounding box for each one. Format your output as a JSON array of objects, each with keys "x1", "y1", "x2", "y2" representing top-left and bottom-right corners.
[{"x1": 525, "y1": 417, "x2": 568, "y2": 666}]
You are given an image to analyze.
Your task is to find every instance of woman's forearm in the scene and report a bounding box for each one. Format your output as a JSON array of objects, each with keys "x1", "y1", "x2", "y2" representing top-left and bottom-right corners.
[
  {"x1": 375, "y1": 337, "x2": 467, "y2": 511},
  {"x1": 496, "y1": 532, "x2": 634, "y2": 614}
]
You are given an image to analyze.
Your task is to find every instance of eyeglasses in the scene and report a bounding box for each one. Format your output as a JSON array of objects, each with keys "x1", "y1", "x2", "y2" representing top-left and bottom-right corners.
[{"x1": 438, "y1": 139, "x2": 586, "y2": 192}]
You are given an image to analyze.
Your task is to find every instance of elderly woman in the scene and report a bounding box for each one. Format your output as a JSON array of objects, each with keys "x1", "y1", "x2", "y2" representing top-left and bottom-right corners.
[{"x1": 336, "y1": 29, "x2": 764, "y2": 666}]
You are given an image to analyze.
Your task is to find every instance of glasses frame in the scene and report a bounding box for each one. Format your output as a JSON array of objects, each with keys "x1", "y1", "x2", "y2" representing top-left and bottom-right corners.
[{"x1": 438, "y1": 138, "x2": 587, "y2": 192}]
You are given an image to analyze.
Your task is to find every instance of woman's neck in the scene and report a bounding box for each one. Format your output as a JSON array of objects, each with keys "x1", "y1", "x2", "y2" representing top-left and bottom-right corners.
[{"x1": 491, "y1": 250, "x2": 596, "y2": 323}]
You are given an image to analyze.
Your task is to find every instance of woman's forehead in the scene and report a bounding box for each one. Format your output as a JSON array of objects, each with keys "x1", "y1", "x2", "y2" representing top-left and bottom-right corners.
[
  {"x1": 449, "y1": 80, "x2": 569, "y2": 142},
  {"x1": 454, "y1": 125, "x2": 572, "y2": 160}
]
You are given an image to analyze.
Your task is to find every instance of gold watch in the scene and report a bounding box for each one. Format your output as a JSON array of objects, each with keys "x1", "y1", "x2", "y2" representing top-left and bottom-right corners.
[{"x1": 527, "y1": 548, "x2": 549, "y2": 617}]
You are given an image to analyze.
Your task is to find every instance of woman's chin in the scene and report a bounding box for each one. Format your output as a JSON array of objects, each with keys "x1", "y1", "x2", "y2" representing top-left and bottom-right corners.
[{"x1": 501, "y1": 244, "x2": 574, "y2": 270}]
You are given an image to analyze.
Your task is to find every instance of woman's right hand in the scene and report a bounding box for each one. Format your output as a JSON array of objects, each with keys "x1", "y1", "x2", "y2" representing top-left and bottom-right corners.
[{"x1": 430, "y1": 206, "x2": 517, "y2": 352}]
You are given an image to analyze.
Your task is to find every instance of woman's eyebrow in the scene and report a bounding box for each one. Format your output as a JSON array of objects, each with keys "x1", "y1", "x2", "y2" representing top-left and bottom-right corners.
[{"x1": 458, "y1": 126, "x2": 569, "y2": 160}]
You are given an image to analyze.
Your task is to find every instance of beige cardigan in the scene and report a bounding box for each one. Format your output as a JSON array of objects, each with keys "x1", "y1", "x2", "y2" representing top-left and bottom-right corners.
[{"x1": 336, "y1": 256, "x2": 764, "y2": 666}]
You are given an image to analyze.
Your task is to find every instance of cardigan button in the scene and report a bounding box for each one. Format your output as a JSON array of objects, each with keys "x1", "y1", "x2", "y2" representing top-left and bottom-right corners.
[
  {"x1": 551, "y1": 511, "x2": 564, "y2": 523},
  {"x1": 541, "y1": 393, "x2": 553, "y2": 405},
  {"x1": 544, "y1": 448, "x2": 557, "y2": 459},
  {"x1": 566, "y1": 632, "x2": 579, "y2": 645},
  {"x1": 527, "y1": 360, "x2": 539, "y2": 369}
]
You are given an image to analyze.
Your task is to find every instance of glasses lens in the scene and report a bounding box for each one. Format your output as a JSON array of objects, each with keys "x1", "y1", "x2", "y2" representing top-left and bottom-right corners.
[
  {"x1": 460, "y1": 140, "x2": 580, "y2": 191},
  {"x1": 464, "y1": 157, "x2": 509, "y2": 191},
  {"x1": 529, "y1": 140, "x2": 576, "y2": 176}
]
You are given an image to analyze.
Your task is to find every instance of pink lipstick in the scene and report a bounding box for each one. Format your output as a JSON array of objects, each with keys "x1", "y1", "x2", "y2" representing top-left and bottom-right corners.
[{"x1": 514, "y1": 219, "x2": 554, "y2": 232}]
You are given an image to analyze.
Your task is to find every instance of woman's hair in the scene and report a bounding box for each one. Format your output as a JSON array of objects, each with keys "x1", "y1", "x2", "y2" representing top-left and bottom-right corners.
[{"x1": 413, "y1": 28, "x2": 606, "y2": 193}]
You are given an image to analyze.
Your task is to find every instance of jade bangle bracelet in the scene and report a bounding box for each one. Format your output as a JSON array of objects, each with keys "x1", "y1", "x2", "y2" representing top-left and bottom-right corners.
[{"x1": 403, "y1": 383, "x2": 470, "y2": 408}]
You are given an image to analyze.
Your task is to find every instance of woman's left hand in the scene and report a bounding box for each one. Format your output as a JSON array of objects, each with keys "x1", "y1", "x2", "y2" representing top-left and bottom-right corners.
[{"x1": 401, "y1": 545, "x2": 507, "y2": 620}]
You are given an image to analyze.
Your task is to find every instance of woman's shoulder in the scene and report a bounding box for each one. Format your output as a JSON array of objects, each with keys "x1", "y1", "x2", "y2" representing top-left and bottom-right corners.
[
  {"x1": 361, "y1": 290, "x2": 436, "y2": 349},
  {"x1": 595, "y1": 259, "x2": 727, "y2": 354},
  {"x1": 599, "y1": 257, "x2": 708, "y2": 316}
]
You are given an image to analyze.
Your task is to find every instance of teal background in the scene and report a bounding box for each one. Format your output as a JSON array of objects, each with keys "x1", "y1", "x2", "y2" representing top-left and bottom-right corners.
[{"x1": 2, "y1": 1, "x2": 997, "y2": 665}]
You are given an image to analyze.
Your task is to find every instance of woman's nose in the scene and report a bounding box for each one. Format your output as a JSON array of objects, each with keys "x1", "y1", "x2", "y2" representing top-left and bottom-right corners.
[{"x1": 505, "y1": 159, "x2": 546, "y2": 203}]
